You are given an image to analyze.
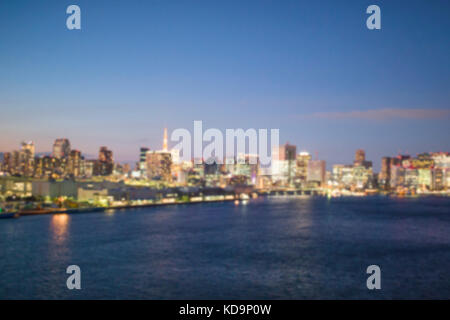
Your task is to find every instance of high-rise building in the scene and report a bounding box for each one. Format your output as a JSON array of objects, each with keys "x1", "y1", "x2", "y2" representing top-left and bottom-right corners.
[
  {"x1": 145, "y1": 129, "x2": 173, "y2": 182},
  {"x1": 295, "y1": 152, "x2": 311, "y2": 186},
  {"x1": 139, "y1": 147, "x2": 149, "y2": 176},
  {"x1": 355, "y1": 149, "x2": 366, "y2": 164},
  {"x1": 307, "y1": 160, "x2": 326, "y2": 186},
  {"x1": 2, "y1": 152, "x2": 11, "y2": 173},
  {"x1": 94, "y1": 146, "x2": 114, "y2": 176},
  {"x1": 52, "y1": 139, "x2": 71, "y2": 159},
  {"x1": 21, "y1": 141, "x2": 35, "y2": 158},
  {"x1": 146, "y1": 151, "x2": 172, "y2": 182},
  {"x1": 272, "y1": 143, "x2": 297, "y2": 185},
  {"x1": 379, "y1": 157, "x2": 392, "y2": 188},
  {"x1": 67, "y1": 150, "x2": 83, "y2": 177},
  {"x1": 332, "y1": 164, "x2": 354, "y2": 188},
  {"x1": 234, "y1": 154, "x2": 259, "y2": 185}
]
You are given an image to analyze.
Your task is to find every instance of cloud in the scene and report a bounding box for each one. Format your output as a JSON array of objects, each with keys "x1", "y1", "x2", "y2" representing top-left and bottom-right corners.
[{"x1": 301, "y1": 108, "x2": 450, "y2": 120}]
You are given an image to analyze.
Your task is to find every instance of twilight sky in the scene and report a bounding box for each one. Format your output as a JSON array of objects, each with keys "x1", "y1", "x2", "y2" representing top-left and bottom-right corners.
[{"x1": 0, "y1": 0, "x2": 449, "y2": 170}]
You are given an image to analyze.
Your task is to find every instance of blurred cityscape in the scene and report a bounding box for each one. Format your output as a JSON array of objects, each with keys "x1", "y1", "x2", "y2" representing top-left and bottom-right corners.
[{"x1": 1, "y1": 129, "x2": 449, "y2": 214}]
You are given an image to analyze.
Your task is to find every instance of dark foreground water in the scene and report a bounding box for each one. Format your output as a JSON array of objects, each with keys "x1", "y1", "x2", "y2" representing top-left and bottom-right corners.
[{"x1": 0, "y1": 196, "x2": 449, "y2": 299}]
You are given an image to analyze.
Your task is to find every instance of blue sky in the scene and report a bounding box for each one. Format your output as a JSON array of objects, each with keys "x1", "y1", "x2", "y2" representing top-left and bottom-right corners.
[{"x1": 0, "y1": 0, "x2": 449, "y2": 169}]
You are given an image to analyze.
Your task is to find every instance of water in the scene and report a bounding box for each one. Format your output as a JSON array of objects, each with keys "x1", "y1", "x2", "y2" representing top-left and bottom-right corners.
[{"x1": 0, "y1": 196, "x2": 449, "y2": 299}]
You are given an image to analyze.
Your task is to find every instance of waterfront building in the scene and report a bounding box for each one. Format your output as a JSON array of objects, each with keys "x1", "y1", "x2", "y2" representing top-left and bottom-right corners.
[
  {"x1": 404, "y1": 168, "x2": 419, "y2": 189},
  {"x1": 417, "y1": 169, "x2": 432, "y2": 189},
  {"x1": 332, "y1": 164, "x2": 354, "y2": 189},
  {"x1": 379, "y1": 157, "x2": 392, "y2": 189},
  {"x1": 77, "y1": 184, "x2": 109, "y2": 203},
  {"x1": 272, "y1": 143, "x2": 297, "y2": 186},
  {"x1": 32, "y1": 180, "x2": 78, "y2": 199},
  {"x1": 390, "y1": 165, "x2": 405, "y2": 189},
  {"x1": 295, "y1": 151, "x2": 311, "y2": 187},
  {"x1": 432, "y1": 152, "x2": 450, "y2": 190},
  {"x1": 353, "y1": 155, "x2": 373, "y2": 190},
  {"x1": 307, "y1": 160, "x2": 326, "y2": 187},
  {"x1": 0, "y1": 177, "x2": 32, "y2": 197}
]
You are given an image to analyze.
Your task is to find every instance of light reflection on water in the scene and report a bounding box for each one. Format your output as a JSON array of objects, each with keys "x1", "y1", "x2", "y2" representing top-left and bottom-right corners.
[
  {"x1": 0, "y1": 196, "x2": 449, "y2": 299},
  {"x1": 50, "y1": 214, "x2": 70, "y2": 244}
]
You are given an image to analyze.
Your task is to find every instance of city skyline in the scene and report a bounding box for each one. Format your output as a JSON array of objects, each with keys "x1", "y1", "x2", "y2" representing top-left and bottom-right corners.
[
  {"x1": 1, "y1": 1, "x2": 449, "y2": 167},
  {"x1": 1, "y1": 131, "x2": 449, "y2": 174}
]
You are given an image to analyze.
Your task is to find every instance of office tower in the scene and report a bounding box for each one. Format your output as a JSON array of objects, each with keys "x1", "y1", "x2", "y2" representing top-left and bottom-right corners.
[
  {"x1": 432, "y1": 168, "x2": 444, "y2": 190},
  {"x1": 99, "y1": 146, "x2": 113, "y2": 163},
  {"x1": 2, "y1": 152, "x2": 11, "y2": 173},
  {"x1": 95, "y1": 146, "x2": 114, "y2": 176},
  {"x1": 84, "y1": 160, "x2": 95, "y2": 178},
  {"x1": 379, "y1": 157, "x2": 391, "y2": 187},
  {"x1": 279, "y1": 143, "x2": 297, "y2": 161},
  {"x1": 52, "y1": 139, "x2": 71, "y2": 159},
  {"x1": 307, "y1": 160, "x2": 326, "y2": 186},
  {"x1": 146, "y1": 151, "x2": 172, "y2": 182},
  {"x1": 234, "y1": 154, "x2": 259, "y2": 185},
  {"x1": 21, "y1": 141, "x2": 35, "y2": 158},
  {"x1": 272, "y1": 143, "x2": 297, "y2": 185},
  {"x1": 332, "y1": 164, "x2": 354, "y2": 188},
  {"x1": 355, "y1": 149, "x2": 365, "y2": 164},
  {"x1": 139, "y1": 147, "x2": 149, "y2": 176},
  {"x1": 353, "y1": 163, "x2": 374, "y2": 189},
  {"x1": 67, "y1": 150, "x2": 83, "y2": 177},
  {"x1": 296, "y1": 152, "x2": 311, "y2": 186}
]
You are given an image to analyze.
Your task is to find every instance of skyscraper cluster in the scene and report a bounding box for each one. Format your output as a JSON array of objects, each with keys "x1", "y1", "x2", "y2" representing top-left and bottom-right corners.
[
  {"x1": 0, "y1": 139, "x2": 123, "y2": 179},
  {"x1": 0, "y1": 131, "x2": 449, "y2": 195}
]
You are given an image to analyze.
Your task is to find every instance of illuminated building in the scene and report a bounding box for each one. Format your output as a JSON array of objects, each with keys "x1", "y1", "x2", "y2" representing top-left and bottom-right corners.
[
  {"x1": 52, "y1": 139, "x2": 71, "y2": 159},
  {"x1": 404, "y1": 168, "x2": 418, "y2": 188},
  {"x1": 417, "y1": 169, "x2": 432, "y2": 189},
  {"x1": 295, "y1": 152, "x2": 311, "y2": 187},
  {"x1": 84, "y1": 160, "x2": 95, "y2": 178},
  {"x1": 170, "y1": 148, "x2": 181, "y2": 165},
  {"x1": 234, "y1": 154, "x2": 259, "y2": 185},
  {"x1": 353, "y1": 164, "x2": 373, "y2": 190},
  {"x1": 94, "y1": 146, "x2": 114, "y2": 176},
  {"x1": 139, "y1": 147, "x2": 149, "y2": 177},
  {"x1": 34, "y1": 155, "x2": 58, "y2": 178},
  {"x1": 355, "y1": 149, "x2": 366, "y2": 164},
  {"x1": 32, "y1": 180, "x2": 77, "y2": 199},
  {"x1": 430, "y1": 152, "x2": 450, "y2": 190},
  {"x1": 204, "y1": 157, "x2": 220, "y2": 186},
  {"x1": 272, "y1": 143, "x2": 297, "y2": 186},
  {"x1": 146, "y1": 151, "x2": 172, "y2": 182},
  {"x1": 307, "y1": 160, "x2": 326, "y2": 187},
  {"x1": 332, "y1": 164, "x2": 354, "y2": 189},
  {"x1": 21, "y1": 141, "x2": 35, "y2": 158},
  {"x1": 67, "y1": 150, "x2": 83, "y2": 178},
  {"x1": 379, "y1": 157, "x2": 392, "y2": 189},
  {"x1": 19, "y1": 141, "x2": 35, "y2": 177},
  {"x1": 2, "y1": 152, "x2": 11, "y2": 173}
]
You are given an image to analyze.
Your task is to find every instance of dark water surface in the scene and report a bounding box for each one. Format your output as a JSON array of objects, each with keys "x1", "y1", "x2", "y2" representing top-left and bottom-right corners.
[{"x1": 1, "y1": 196, "x2": 449, "y2": 299}]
